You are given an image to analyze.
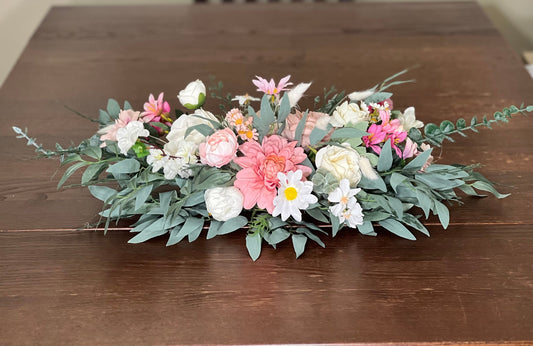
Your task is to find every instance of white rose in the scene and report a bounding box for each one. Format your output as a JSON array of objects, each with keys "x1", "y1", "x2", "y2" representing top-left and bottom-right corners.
[
  {"x1": 166, "y1": 109, "x2": 219, "y2": 148},
  {"x1": 116, "y1": 121, "x2": 149, "y2": 155},
  {"x1": 205, "y1": 187, "x2": 244, "y2": 221},
  {"x1": 330, "y1": 101, "x2": 370, "y2": 128},
  {"x1": 178, "y1": 79, "x2": 206, "y2": 110},
  {"x1": 315, "y1": 144, "x2": 362, "y2": 187},
  {"x1": 398, "y1": 107, "x2": 423, "y2": 132}
]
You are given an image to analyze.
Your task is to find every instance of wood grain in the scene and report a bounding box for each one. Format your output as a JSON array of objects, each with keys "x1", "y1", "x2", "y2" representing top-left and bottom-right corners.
[
  {"x1": 1, "y1": 2, "x2": 533, "y2": 345},
  {"x1": 1, "y1": 226, "x2": 533, "y2": 345}
]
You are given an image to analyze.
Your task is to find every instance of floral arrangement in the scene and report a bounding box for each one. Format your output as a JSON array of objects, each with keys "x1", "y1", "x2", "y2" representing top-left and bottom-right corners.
[{"x1": 13, "y1": 70, "x2": 532, "y2": 260}]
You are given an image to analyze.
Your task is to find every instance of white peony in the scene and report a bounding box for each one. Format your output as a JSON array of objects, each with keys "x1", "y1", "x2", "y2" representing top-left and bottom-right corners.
[
  {"x1": 166, "y1": 109, "x2": 219, "y2": 148},
  {"x1": 205, "y1": 186, "x2": 244, "y2": 221},
  {"x1": 397, "y1": 107, "x2": 423, "y2": 132},
  {"x1": 116, "y1": 121, "x2": 149, "y2": 155},
  {"x1": 177, "y1": 79, "x2": 206, "y2": 110},
  {"x1": 315, "y1": 144, "x2": 362, "y2": 187},
  {"x1": 330, "y1": 101, "x2": 370, "y2": 128}
]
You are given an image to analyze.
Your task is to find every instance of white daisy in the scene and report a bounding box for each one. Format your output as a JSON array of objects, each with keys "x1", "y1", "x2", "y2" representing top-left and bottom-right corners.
[{"x1": 273, "y1": 170, "x2": 318, "y2": 222}]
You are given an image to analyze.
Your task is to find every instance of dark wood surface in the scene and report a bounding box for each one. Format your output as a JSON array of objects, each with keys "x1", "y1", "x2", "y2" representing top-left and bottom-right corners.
[{"x1": 1, "y1": 2, "x2": 533, "y2": 345}]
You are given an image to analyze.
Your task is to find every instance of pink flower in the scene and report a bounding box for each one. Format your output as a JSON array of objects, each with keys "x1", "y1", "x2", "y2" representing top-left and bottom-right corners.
[
  {"x1": 233, "y1": 135, "x2": 311, "y2": 213},
  {"x1": 98, "y1": 109, "x2": 141, "y2": 146},
  {"x1": 252, "y1": 75, "x2": 293, "y2": 96},
  {"x1": 362, "y1": 124, "x2": 387, "y2": 154},
  {"x1": 281, "y1": 110, "x2": 332, "y2": 148},
  {"x1": 141, "y1": 92, "x2": 171, "y2": 123},
  {"x1": 402, "y1": 137, "x2": 418, "y2": 159},
  {"x1": 199, "y1": 128, "x2": 239, "y2": 168},
  {"x1": 225, "y1": 108, "x2": 244, "y2": 127}
]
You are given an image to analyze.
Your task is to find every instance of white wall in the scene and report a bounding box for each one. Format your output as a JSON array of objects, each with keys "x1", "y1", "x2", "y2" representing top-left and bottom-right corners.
[{"x1": 1, "y1": 0, "x2": 533, "y2": 87}]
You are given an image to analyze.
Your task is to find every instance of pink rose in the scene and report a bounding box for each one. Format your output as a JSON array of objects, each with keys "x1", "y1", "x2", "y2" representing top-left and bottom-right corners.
[
  {"x1": 281, "y1": 110, "x2": 331, "y2": 148},
  {"x1": 199, "y1": 128, "x2": 239, "y2": 168}
]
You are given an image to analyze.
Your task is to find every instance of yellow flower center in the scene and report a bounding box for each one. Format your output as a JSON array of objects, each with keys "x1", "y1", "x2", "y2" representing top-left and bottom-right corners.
[
  {"x1": 284, "y1": 186, "x2": 298, "y2": 201},
  {"x1": 341, "y1": 196, "x2": 349, "y2": 205},
  {"x1": 246, "y1": 130, "x2": 254, "y2": 139},
  {"x1": 235, "y1": 118, "x2": 243, "y2": 126}
]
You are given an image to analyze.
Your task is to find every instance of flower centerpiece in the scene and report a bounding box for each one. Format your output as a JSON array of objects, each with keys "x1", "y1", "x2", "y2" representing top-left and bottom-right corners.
[{"x1": 13, "y1": 70, "x2": 533, "y2": 260}]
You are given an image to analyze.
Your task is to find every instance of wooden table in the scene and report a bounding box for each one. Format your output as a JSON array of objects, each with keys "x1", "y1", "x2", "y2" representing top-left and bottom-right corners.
[{"x1": 2, "y1": 2, "x2": 533, "y2": 344}]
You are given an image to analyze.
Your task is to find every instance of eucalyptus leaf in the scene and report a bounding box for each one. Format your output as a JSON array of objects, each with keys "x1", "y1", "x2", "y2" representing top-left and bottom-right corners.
[
  {"x1": 292, "y1": 234, "x2": 307, "y2": 258},
  {"x1": 107, "y1": 159, "x2": 141, "y2": 175},
  {"x1": 377, "y1": 139, "x2": 393, "y2": 172},
  {"x1": 294, "y1": 110, "x2": 308, "y2": 146},
  {"x1": 88, "y1": 185, "x2": 117, "y2": 203},
  {"x1": 434, "y1": 200, "x2": 450, "y2": 229},
  {"x1": 106, "y1": 98, "x2": 121, "y2": 119},
  {"x1": 379, "y1": 219, "x2": 416, "y2": 240},
  {"x1": 207, "y1": 220, "x2": 221, "y2": 239},
  {"x1": 217, "y1": 216, "x2": 248, "y2": 235},
  {"x1": 357, "y1": 220, "x2": 376, "y2": 236},
  {"x1": 330, "y1": 127, "x2": 368, "y2": 139},
  {"x1": 471, "y1": 181, "x2": 510, "y2": 199},
  {"x1": 264, "y1": 228, "x2": 290, "y2": 246},
  {"x1": 246, "y1": 232, "x2": 262, "y2": 261},
  {"x1": 135, "y1": 185, "x2": 153, "y2": 210},
  {"x1": 128, "y1": 228, "x2": 167, "y2": 244},
  {"x1": 278, "y1": 93, "x2": 291, "y2": 123},
  {"x1": 403, "y1": 148, "x2": 433, "y2": 171}
]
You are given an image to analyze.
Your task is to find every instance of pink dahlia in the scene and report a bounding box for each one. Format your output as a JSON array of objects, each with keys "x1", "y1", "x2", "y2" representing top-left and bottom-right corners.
[
  {"x1": 141, "y1": 92, "x2": 171, "y2": 123},
  {"x1": 233, "y1": 135, "x2": 311, "y2": 213},
  {"x1": 252, "y1": 75, "x2": 293, "y2": 96},
  {"x1": 281, "y1": 110, "x2": 332, "y2": 148}
]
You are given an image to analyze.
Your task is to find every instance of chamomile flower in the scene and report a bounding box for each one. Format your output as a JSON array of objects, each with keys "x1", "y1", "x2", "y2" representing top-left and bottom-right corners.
[{"x1": 273, "y1": 170, "x2": 317, "y2": 222}]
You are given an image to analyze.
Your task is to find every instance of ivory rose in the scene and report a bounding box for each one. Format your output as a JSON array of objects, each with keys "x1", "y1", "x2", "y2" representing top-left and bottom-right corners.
[
  {"x1": 330, "y1": 101, "x2": 370, "y2": 128},
  {"x1": 177, "y1": 79, "x2": 206, "y2": 110},
  {"x1": 199, "y1": 128, "x2": 239, "y2": 168},
  {"x1": 204, "y1": 187, "x2": 244, "y2": 221},
  {"x1": 315, "y1": 144, "x2": 362, "y2": 187},
  {"x1": 281, "y1": 110, "x2": 331, "y2": 148},
  {"x1": 167, "y1": 109, "x2": 219, "y2": 148}
]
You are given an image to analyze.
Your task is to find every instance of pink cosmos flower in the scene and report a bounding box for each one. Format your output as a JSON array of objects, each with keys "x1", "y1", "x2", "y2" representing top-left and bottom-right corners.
[
  {"x1": 233, "y1": 135, "x2": 311, "y2": 213},
  {"x1": 362, "y1": 124, "x2": 387, "y2": 154},
  {"x1": 141, "y1": 92, "x2": 171, "y2": 123},
  {"x1": 252, "y1": 75, "x2": 293, "y2": 96},
  {"x1": 225, "y1": 108, "x2": 244, "y2": 128},
  {"x1": 281, "y1": 110, "x2": 332, "y2": 148},
  {"x1": 98, "y1": 109, "x2": 141, "y2": 146},
  {"x1": 199, "y1": 128, "x2": 239, "y2": 168}
]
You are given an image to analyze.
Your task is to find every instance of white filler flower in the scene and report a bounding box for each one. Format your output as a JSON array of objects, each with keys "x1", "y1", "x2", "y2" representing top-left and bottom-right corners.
[
  {"x1": 328, "y1": 178, "x2": 364, "y2": 228},
  {"x1": 205, "y1": 186, "x2": 244, "y2": 221},
  {"x1": 116, "y1": 121, "x2": 149, "y2": 155},
  {"x1": 273, "y1": 170, "x2": 317, "y2": 222}
]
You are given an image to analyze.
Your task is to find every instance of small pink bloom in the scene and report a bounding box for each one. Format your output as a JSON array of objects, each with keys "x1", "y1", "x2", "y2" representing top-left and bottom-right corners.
[
  {"x1": 363, "y1": 124, "x2": 387, "y2": 154},
  {"x1": 199, "y1": 128, "x2": 239, "y2": 168},
  {"x1": 141, "y1": 92, "x2": 171, "y2": 123},
  {"x1": 402, "y1": 137, "x2": 418, "y2": 159},
  {"x1": 233, "y1": 135, "x2": 311, "y2": 213},
  {"x1": 281, "y1": 110, "x2": 332, "y2": 148},
  {"x1": 98, "y1": 109, "x2": 141, "y2": 146},
  {"x1": 252, "y1": 75, "x2": 293, "y2": 96}
]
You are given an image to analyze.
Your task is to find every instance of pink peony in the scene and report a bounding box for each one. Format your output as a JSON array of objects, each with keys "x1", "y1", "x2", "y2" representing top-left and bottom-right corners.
[
  {"x1": 281, "y1": 110, "x2": 332, "y2": 148},
  {"x1": 199, "y1": 128, "x2": 239, "y2": 168},
  {"x1": 141, "y1": 92, "x2": 171, "y2": 123},
  {"x1": 98, "y1": 109, "x2": 141, "y2": 146},
  {"x1": 233, "y1": 135, "x2": 311, "y2": 213}
]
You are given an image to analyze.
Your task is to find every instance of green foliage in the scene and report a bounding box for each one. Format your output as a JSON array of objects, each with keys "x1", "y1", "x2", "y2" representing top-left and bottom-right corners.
[{"x1": 422, "y1": 105, "x2": 531, "y2": 146}]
